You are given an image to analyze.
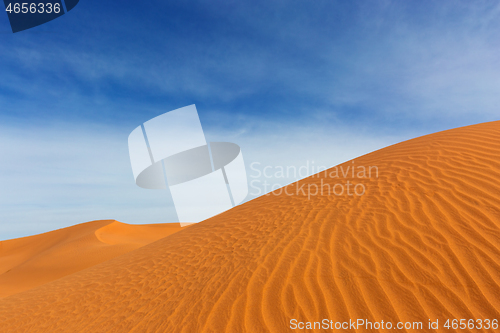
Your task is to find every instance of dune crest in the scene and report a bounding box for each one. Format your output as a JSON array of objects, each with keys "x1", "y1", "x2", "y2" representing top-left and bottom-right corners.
[
  {"x1": 0, "y1": 121, "x2": 499, "y2": 332},
  {"x1": 0, "y1": 220, "x2": 186, "y2": 298},
  {"x1": 94, "y1": 221, "x2": 186, "y2": 246}
]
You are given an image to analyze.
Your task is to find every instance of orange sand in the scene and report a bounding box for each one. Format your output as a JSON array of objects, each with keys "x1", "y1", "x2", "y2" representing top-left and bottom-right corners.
[
  {"x1": 0, "y1": 121, "x2": 499, "y2": 332},
  {"x1": 0, "y1": 220, "x2": 186, "y2": 298}
]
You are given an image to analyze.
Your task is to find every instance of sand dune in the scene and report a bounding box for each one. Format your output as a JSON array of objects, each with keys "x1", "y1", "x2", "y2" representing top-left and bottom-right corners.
[
  {"x1": 1, "y1": 121, "x2": 500, "y2": 332},
  {"x1": 0, "y1": 220, "x2": 186, "y2": 298}
]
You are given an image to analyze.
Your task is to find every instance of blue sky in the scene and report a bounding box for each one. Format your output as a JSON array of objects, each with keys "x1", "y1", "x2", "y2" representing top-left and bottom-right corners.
[{"x1": 1, "y1": 0, "x2": 499, "y2": 239}]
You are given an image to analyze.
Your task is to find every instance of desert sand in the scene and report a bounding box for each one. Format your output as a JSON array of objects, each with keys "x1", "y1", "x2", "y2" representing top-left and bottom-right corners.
[
  {"x1": 0, "y1": 220, "x2": 186, "y2": 298},
  {"x1": 0, "y1": 121, "x2": 499, "y2": 332}
]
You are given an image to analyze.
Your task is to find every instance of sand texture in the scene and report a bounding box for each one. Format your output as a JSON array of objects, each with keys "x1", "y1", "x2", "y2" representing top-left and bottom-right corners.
[
  {"x1": 0, "y1": 220, "x2": 186, "y2": 298},
  {"x1": 0, "y1": 121, "x2": 499, "y2": 332}
]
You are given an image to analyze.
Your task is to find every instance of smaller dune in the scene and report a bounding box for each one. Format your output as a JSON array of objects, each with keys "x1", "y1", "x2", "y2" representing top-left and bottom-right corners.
[{"x1": 0, "y1": 220, "x2": 186, "y2": 298}]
